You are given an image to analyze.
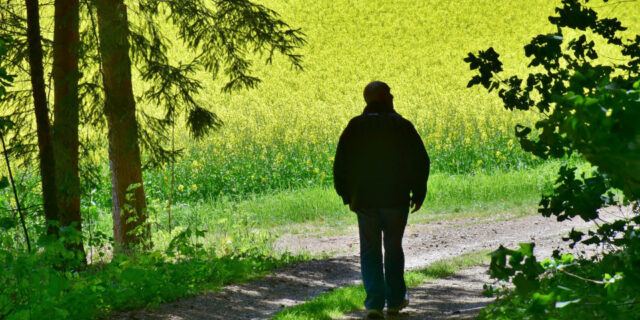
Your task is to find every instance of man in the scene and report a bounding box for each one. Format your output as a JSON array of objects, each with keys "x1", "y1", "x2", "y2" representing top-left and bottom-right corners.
[{"x1": 333, "y1": 81, "x2": 430, "y2": 319}]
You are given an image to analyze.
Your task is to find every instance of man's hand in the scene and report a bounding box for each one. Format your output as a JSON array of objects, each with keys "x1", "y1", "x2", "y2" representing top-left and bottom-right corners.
[{"x1": 410, "y1": 200, "x2": 421, "y2": 213}]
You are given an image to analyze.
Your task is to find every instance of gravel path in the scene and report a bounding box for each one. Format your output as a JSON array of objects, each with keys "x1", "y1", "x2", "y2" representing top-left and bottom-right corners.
[{"x1": 113, "y1": 212, "x2": 612, "y2": 320}]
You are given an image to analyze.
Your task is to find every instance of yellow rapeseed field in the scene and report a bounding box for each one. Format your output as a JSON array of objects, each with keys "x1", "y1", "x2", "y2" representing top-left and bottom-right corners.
[
  {"x1": 7, "y1": 0, "x2": 638, "y2": 201},
  {"x1": 136, "y1": 0, "x2": 640, "y2": 199}
]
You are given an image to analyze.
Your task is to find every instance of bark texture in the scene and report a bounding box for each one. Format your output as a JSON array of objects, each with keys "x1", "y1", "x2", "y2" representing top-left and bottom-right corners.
[
  {"x1": 95, "y1": 0, "x2": 150, "y2": 251},
  {"x1": 52, "y1": 0, "x2": 86, "y2": 262},
  {"x1": 24, "y1": 0, "x2": 59, "y2": 236}
]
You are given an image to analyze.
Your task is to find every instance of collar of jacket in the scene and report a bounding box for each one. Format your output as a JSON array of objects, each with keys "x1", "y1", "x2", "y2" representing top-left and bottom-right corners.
[{"x1": 363, "y1": 102, "x2": 395, "y2": 115}]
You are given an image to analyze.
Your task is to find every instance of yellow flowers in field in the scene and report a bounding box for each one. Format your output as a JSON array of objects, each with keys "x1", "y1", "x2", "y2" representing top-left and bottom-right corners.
[{"x1": 140, "y1": 0, "x2": 639, "y2": 201}]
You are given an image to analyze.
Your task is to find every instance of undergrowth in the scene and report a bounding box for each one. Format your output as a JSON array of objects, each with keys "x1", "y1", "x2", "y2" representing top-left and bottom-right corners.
[
  {"x1": 0, "y1": 227, "x2": 307, "y2": 320},
  {"x1": 479, "y1": 232, "x2": 640, "y2": 319}
]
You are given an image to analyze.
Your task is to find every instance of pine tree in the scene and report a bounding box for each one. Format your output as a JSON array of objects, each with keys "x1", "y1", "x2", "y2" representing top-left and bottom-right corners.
[
  {"x1": 23, "y1": 0, "x2": 59, "y2": 237},
  {"x1": 95, "y1": 0, "x2": 150, "y2": 251},
  {"x1": 52, "y1": 0, "x2": 85, "y2": 260},
  {"x1": 0, "y1": 0, "x2": 306, "y2": 252}
]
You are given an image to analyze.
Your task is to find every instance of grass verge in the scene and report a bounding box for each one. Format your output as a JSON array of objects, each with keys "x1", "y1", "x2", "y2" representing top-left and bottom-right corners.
[
  {"x1": 87, "y1": 163, "x2": 560, "y2": 252},
  {"x1": 161, "y1": 162, "x2": 559, "y2": 238},
  {"x1": 271, "y1": 251, "x2": 490, "y2": 320}
]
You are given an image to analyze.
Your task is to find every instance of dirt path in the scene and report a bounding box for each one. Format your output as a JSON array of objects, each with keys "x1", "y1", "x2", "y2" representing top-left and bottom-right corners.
[
  {"x1": 343, "y1": 265, "x2": 493, "y2": 320},
  {"x1": 113, "y1": 213, "x2": 608, "y2": 320}
]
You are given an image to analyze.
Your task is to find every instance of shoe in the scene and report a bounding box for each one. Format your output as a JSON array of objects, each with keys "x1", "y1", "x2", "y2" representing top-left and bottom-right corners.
[
  {"x1": 386, "y1": 298, "x2": 409, "y2": 315},
  {"x1": 365, "y1": 309, "x2": 384, "y2": 319}
]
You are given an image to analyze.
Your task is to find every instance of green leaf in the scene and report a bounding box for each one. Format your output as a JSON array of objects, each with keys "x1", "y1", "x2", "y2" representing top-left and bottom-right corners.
[
  {"x1": 533, "y1": 293, "x2": 554, "y2": 304},
  {"x1": 121, "y1": 267, "x2": 146, "y2": 283},
  {"x1": 0, "y1": 176, "x2": 8, "y2": 189},
  {"x1": 126, "y1": 182, "x2": 142, "y2": 192},
  {"x1": 7, "y1": 309, "x2": 30, "y2": 320},
  {"x1": 513, "y1": 273, "x2": 540, "y2": 295},
  {"x1": 0, "y1": 217, "x2": 16, "y2": 230},
  {"x1": 518, "y1": 242, "x2": 534, "y2": 256},
  {"x1": 584, "y1": 97, "x2": 599, "y2": 107},
  {"x1": 0, "y1": 118, "x2": 13, "y2": 131},
  {"x1": 560, "y1": 254, "x2": 574, "y2": 264}
]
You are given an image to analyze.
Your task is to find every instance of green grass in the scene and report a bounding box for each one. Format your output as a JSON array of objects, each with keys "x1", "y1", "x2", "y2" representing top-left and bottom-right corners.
[
  {"x1": 228, "y1": 160, "x2": 559, "y2": 235},
  {"x1": 272, "y1": 251, "x2": 490, "y2": 320},
  {"x1": 83, "y1": 161, "x2": 561, "y2": 253}
]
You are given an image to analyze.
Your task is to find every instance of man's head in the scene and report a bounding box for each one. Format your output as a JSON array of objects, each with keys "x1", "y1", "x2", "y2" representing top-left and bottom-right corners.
[{"x1": 363, "y1": 81, "x2": 394, "y2": 109}]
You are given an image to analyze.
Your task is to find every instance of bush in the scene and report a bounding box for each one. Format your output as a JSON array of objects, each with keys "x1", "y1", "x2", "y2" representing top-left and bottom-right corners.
[
  {"x1": 0, "y1": 226, "x2": 303, "y2": 320},
  {"x1": 466, "y1": 0, "x2": 640, "y2": 318}
]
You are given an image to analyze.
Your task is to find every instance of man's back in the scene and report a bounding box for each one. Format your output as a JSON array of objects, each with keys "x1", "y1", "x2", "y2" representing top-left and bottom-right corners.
[
  {"x1": 335, "y1": 81, "x2": 430, "y2": 317},
  {"x1": 333, "y1": 102, "x2": 430, "y2": 210}
]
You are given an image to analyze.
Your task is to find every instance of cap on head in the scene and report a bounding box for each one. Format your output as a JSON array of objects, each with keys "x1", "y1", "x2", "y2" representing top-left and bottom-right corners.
[{"x1": 363, "y1": 81, "x2": 391, "y2": 105}]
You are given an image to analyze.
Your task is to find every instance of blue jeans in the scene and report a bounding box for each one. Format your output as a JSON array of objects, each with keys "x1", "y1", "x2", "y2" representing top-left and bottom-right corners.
[{"x1": 356, "y1": 207, "x2": 409, "y2": 310}]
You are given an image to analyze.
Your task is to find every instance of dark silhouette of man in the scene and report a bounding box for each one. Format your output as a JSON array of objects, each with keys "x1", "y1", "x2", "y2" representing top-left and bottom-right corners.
[{"x1": 333, "y1": 81, "x2": 430, "y2": 319}]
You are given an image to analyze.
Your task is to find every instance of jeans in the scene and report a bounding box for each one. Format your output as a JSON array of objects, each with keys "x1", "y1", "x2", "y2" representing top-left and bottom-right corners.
[{"x1": 356, "y1": 207, "x2": 409, "y2": 310}]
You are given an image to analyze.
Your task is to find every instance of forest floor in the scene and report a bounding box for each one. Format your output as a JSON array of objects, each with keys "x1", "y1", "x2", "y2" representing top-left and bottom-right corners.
[{"x1": 113, "y1": 209, "x2": 620, "y2": 320}]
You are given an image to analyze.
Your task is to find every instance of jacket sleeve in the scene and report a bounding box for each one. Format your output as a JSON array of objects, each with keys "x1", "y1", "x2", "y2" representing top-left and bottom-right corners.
[
  {"x1": 333, "y1": 122, "x2": 353, "y2": 205},
  {"x1": 407, "y1": 123, "x2": 430, "y2": 207}
]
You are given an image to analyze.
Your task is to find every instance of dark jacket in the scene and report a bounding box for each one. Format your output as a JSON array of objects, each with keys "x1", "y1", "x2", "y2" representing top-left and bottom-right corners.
[{"x1": 333, "y1": 102, "x2": 430, "y2": 210}]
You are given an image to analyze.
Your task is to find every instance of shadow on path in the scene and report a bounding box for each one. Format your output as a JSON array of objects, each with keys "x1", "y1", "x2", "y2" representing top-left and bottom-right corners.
[
  {"x1": 113, "y1": 211, "x2": 617, "y2": 319},
  {"x1": 114, "y1": 257, "x2": 362, "y2": 320},
  {"x1": 344, "y1": 266, "x2": 492, "y2": 320}
]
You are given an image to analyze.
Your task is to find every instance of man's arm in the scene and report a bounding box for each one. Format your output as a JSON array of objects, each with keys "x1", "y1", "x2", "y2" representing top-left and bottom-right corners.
[
  {"x1": 407, "y1": 123, "x2": 430, "y2": 212},
  {"x1": 333, "y1": 122, "x2": 353, "y2": 206}
]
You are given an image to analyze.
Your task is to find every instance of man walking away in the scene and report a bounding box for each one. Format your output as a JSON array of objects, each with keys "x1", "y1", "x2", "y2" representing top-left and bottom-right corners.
[{"x1": 333, "y1": 81, "x2": 430, "y2": 319}]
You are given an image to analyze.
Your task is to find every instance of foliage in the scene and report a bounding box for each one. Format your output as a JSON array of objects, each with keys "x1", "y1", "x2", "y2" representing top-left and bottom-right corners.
[
  {"x1": 1, "y1": 13, "x2": 567, "y2": 315},
  {"x1": 0, "y1": 225, "x2": 304, "y2": 320},
  {"x1": 1, "y1": 0, "x2": 307, "y2": 256},
  {"x1": 0, "y1": 36, "x2": 19, "y2": 245},
  {"x1": 1, "y1": 1, "x2": 639, "y2": 316},
  {"x1": 127, "y1": 0, "x2": 306, "y2": 165},
  {"x1": 466, "y1": 0, "x2": 640, "y2": 318},
  {"x1": 0, "y1": 163, "x2": 556, "y2": 319},
  {"x1": 480, "y1": 235, "x2": 640, "y2": 319},
  {"x1": 0, "y1": 0, "x2": 306, "y2": 186}
]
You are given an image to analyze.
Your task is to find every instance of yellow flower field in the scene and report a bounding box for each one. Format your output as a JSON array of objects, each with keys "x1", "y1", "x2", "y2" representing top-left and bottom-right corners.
[{"x1": 136, "y1": 0, "x2": 640, "y2": 201}]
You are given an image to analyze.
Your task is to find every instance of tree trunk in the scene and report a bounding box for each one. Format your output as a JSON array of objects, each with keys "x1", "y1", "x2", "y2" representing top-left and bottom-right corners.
[
  {"x1": 52, "y1": 0, "x2": 85, "y2": 259},
  {"x1": 24, "y1": 0, "x2": 59, "y2": 236},
  {"x1": 95, "y1": 0, "x2": 150, "y2": 251}
]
